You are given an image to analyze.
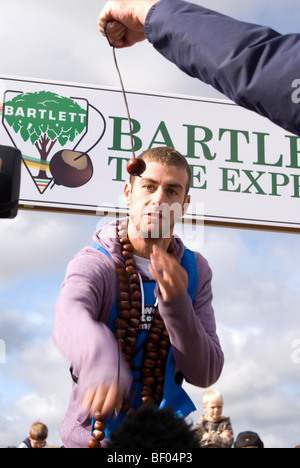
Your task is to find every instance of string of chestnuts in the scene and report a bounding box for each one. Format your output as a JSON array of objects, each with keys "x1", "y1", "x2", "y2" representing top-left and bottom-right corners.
[{"x1": 88, "y1": 219, "x2": 176, "y2": 448}]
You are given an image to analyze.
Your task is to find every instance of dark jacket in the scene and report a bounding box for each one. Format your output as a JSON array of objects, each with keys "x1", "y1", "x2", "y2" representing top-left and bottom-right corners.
[
  {"x1": 18, "y1": 438, "x2": 32, "y2": 448},
  {"x1": 145, "y1": 0, "x2": 300, "y2": 136}
]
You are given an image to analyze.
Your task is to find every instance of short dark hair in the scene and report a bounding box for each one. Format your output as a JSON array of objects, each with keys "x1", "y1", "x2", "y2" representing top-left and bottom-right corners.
[
  {"x1": 108, "y1": 404, "x2": 199, "y2": 449},
  {"x1": 130, "y1": 147, "x2": 191, "y2": 197}
]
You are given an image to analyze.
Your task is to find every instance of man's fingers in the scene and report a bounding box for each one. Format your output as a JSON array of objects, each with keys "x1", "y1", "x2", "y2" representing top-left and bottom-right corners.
[
  {"x1": 81, "y1": 383, "x2": 123, "y2": 419},
  {"x1": 149, "y1": 245, "x2": 188, "y2": 302},
  {"x1": 101, "y1": 383, "x2": 122, "y2": 419},
  {"x1": 97, "y1": 0, "x2": 150, "y2": 48},
  {"x1": 148, "y1": 263, "x2": 163, "y2": 284},
  {"x1": 81, "y1": 387, "x2": 106, "y2": 417},
  {"x1": 150, "y1": 245, "x2": 173, "y2": 268},
  {"x1": 98, "y1": 4, "x2": 113, "y2": 34},
  {"x1": 101, "y1": 20, "x2": 127, "y2": 44}
]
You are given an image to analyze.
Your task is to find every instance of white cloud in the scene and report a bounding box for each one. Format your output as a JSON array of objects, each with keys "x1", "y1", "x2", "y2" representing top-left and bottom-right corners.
[
  {"x1": 1, "y1": 392, "x2": 68, "y2": 447},
  {"x1": 183, "y1": 227, "x2": 300, "y2": 448},
  {"x1": 0, "y1": 211, "x2": 96, "y2": 285},
  {"x1": 0, "y1": 336, "x2": 71, "y2": 447}
]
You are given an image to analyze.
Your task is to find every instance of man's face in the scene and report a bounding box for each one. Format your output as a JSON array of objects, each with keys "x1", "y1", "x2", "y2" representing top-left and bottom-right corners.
[{"x1": 124, "y1": 161, "x2": 190, "y2": 240}]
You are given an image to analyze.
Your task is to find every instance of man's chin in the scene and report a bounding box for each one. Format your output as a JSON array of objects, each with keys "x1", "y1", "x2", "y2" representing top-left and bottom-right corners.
[{"x1": 137, "y1": 224, "x2": 170, "y2": 240}]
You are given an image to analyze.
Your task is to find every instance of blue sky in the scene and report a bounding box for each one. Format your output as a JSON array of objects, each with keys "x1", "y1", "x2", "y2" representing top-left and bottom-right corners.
[{"x1": 0, "y1": 0, "x2": 300, "y2": 448}]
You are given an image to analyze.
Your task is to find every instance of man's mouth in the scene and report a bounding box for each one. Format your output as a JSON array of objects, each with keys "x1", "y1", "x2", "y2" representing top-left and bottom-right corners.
[{"x1": 145, "y1": 211, "x2": 164, "y2": 219}]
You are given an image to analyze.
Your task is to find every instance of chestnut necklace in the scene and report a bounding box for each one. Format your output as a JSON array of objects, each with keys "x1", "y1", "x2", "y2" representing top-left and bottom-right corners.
[{"x1": 88, "y1": 221, "x2": 176, "y2": 448}]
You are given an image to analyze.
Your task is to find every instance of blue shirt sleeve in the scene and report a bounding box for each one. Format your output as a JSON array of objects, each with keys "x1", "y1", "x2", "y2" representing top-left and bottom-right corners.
[{"x1": 145, "y1": 0, "x2": 300, "y2": 136}]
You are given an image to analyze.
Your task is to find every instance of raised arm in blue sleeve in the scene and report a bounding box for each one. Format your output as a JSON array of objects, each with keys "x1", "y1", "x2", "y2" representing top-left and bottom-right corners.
[{"x1": 145, "y1": 0, "x2": 300, "y2": 136}]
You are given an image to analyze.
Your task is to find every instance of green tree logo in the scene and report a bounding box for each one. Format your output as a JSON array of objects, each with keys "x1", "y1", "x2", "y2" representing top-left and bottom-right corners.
[{"x1": 4, "y1": 91, "x2": 87, "y2": 193}]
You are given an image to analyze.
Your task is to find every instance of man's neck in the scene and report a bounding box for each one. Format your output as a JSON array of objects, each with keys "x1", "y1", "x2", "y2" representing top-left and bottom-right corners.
[{"x1": 127, "y1": 221, "x2": 171, "y2": 259}]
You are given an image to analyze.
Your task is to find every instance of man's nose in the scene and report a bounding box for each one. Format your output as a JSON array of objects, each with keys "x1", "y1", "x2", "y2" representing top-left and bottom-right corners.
[{"x1": 151, "y1": 187, "x2": 165, "y2": 205}]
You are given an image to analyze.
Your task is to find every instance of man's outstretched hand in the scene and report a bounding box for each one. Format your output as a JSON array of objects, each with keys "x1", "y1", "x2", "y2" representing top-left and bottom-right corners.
[{"x1": 98, "y1": 0, "x2": 159, "y2": 48}]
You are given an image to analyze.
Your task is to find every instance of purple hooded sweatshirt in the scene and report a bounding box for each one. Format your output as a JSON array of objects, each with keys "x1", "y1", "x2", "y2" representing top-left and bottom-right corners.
[{"x1": 53, "y1": 219, "x2": 224, "y2": 448}]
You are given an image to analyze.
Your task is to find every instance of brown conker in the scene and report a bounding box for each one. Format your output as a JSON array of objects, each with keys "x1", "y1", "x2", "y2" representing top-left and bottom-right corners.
[
  {"x1": 88, "y1": 438, "x2": 101, "y2": 448},
  {"x1": 92, "y1": 430, "x2": 105, "y2": 441},
  {"x1": 94, "y1": 410, "x2": 103, "y2": 421},
  {"x1": 126, "y1": 158, "x2": 146, "y2": 176}
]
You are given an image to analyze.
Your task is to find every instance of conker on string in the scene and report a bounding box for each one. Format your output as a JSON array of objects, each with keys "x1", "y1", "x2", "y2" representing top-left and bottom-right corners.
[
  {"x1": 126, "y1": 158, "x2": 146, "y2": 177},
  {"x1": 92, "y1": 430, "x2": 105, "y2": 441},
  {"x1": 88, "y1": 438, "x2": 101, "y2": 449},
  {"x1": 94, "y1": 420, "x2": 106, "y2": 431},
  {"x1": 94, "y1": 410, "x2": 103, "y2": 421}
]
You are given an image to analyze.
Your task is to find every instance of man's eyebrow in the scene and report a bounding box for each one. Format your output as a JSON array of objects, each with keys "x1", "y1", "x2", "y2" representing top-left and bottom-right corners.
[
  {"x1": 141, "y1": 178, "x2": 184, "y2": 191},
  {"x1": 167, "y1": 183, "x2": 185, "y2": 191}
]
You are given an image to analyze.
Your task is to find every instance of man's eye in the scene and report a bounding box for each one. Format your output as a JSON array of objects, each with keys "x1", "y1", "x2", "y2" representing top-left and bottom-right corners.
[{"x1": 167, "y1": 189, "x2": 178, "y2": 196}]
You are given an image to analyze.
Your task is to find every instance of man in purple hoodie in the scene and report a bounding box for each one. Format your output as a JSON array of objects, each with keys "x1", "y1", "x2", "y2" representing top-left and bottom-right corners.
[{"x1": 53, "y1": 146, "x2": 223, "y2": 448}]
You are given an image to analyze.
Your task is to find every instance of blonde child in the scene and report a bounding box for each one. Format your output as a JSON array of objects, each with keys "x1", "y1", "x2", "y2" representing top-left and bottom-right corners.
[{"x1": 195, "y1": 390, "x2": 233, "y2": 448}]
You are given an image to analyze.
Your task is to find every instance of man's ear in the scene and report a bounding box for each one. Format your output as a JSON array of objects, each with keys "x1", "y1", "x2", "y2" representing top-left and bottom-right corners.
[
  {"x1": 124, "y1": 182, "x2": 132, "y2": 206},
  {"x1": 182, "y1": 195, "x2": 191, "y2": 216}
]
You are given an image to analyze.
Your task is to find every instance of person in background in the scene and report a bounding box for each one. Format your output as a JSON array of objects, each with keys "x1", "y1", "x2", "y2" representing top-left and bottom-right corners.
[
  {"x1": 234, "y1": 431, "x2": 264, "y2": 449},
  {"x1": 98, "y1": 0, "x2": 300, "y2": 137},
  {"x1": 195, "y1": 389, "x2": 234, "y2": 448},
  {"x1": 18, "y1": 421, "x2": 48, "y2": 449}
]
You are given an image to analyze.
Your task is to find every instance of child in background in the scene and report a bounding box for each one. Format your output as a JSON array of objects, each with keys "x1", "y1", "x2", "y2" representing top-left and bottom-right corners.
[
  {"x1": 18, "y1": 421, "x2": 48, "y2": 448},
  {"x1": 195, "y1": 390, "x2": 234, "y2": 448}
]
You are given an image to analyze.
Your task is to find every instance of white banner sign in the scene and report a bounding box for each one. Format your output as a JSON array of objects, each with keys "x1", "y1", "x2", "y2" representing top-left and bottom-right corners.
[{"x1": 0, "y1": 75, "x2": 299, "y2": 232}]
